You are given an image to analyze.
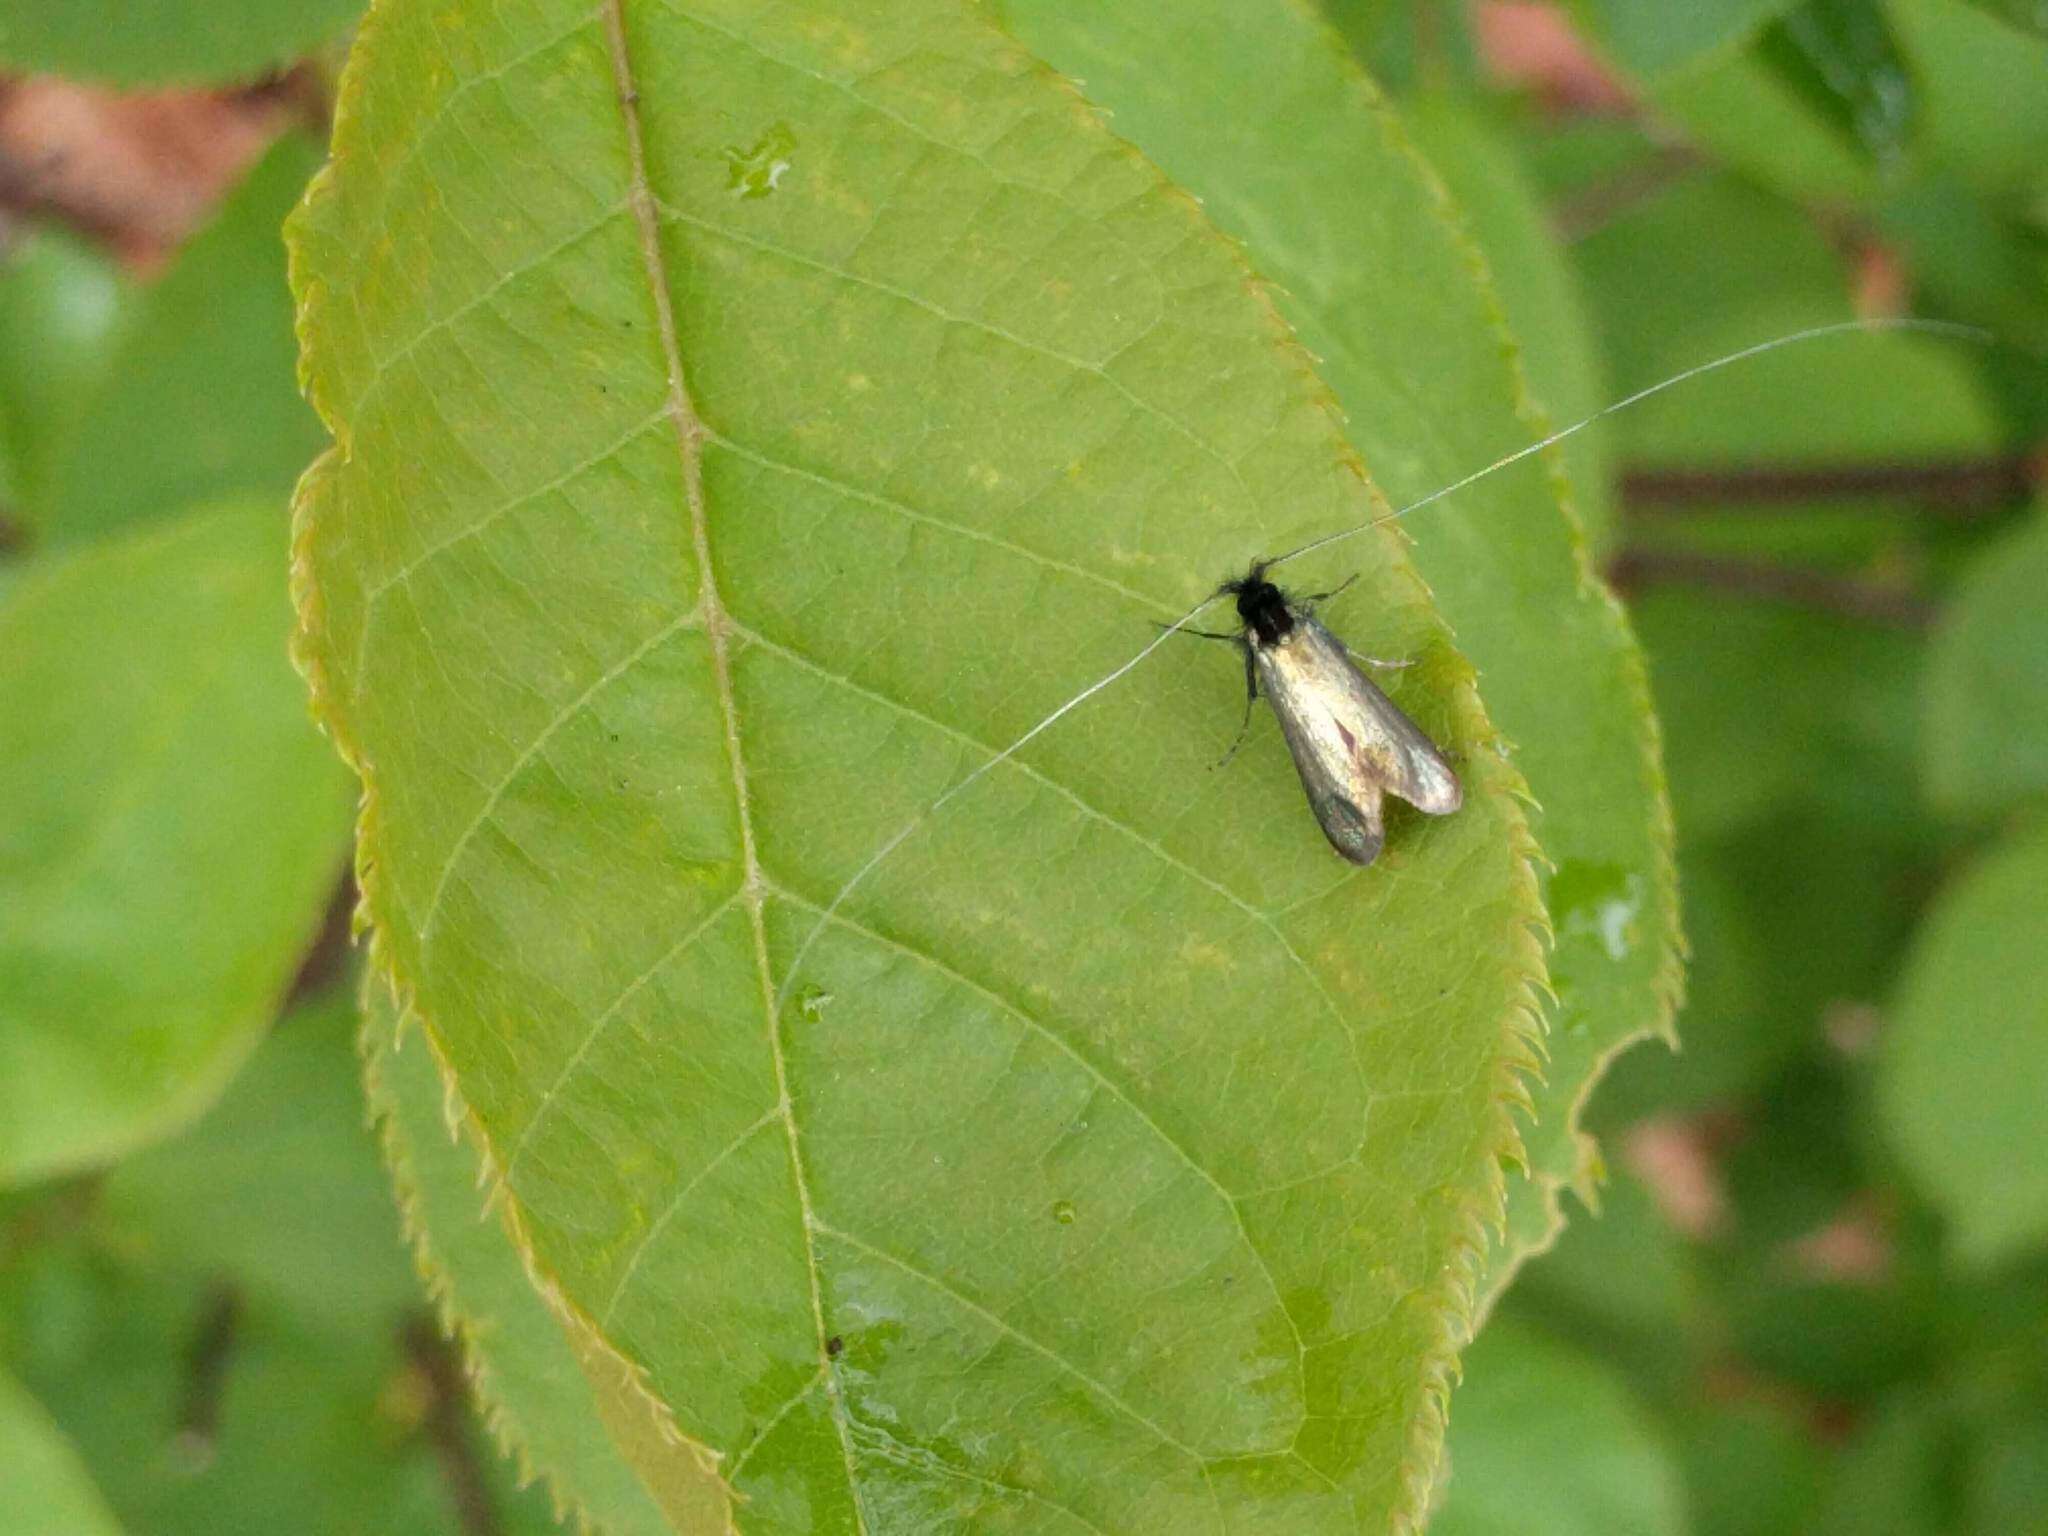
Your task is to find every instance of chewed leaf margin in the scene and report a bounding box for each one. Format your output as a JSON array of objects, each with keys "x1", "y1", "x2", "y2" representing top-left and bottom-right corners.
[
  {"x1": 1350, "y1": 31, "x2": 1683, "y2": 1304},
  {"x1": 1399, "y1": 103, "x2": 1686, "y2": 1297}
]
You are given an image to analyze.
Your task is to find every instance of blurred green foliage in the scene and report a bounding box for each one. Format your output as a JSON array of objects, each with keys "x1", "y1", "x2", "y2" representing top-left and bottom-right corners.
[{"x1": 3, "y1": 0, "x2": 2046, "y2": 1530}]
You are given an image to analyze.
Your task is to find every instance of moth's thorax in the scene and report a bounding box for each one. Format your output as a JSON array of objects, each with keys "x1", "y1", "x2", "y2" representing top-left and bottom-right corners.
[{"x1": 1230, "y1": 574, "x2": 1296, "y2": 649}]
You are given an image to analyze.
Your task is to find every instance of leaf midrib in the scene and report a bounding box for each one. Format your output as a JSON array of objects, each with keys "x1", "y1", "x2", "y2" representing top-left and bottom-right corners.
[{"x1": 598, "y1": 0, "x2": 868, "y2": 1524}]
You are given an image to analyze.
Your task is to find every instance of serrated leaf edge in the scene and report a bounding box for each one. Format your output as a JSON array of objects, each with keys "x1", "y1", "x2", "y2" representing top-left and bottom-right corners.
[
  {"x1": 1313, "y1": 22, "x2": 1688, "y2": 1310},
  {"x1": 359, "y1": 989, "x2": 646, "y2": 1536}
]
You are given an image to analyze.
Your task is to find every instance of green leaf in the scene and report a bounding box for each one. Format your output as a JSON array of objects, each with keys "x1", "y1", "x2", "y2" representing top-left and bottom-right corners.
[
  {"x1": 0, "y1": 1370, "x2": 125, "y2": 1536},
  {"x1": 1318, "y1": 0, "x2": 1482, "y2": 95},
  {"x1": 291, "y1": 0, "x2": 1553, "y2": 1525},
  {"x1": 1506, "y1": 1168, "x2": 1704, "y2": 1402},
  {"x1": 1923, "y1": 508, "x2": 2048, "y2": 820},
  {"x1": 363, "y1": 985, "x2": 690, "y2": 1536},
  {"x1": 0, "y1": 502, "x2": 353, "y2": 1185},
  {"x1": 1812, "y1": 1393, "x2": 1952, "y2": 1535},
  {"x1": 1598, "y1": 810, "x2": 1926, "y2": 1120},
  {"x1": 1754, "y1": 0, "x2": 1918, "y2": 168},
  {"x1": 0, "y1": 227, "x2": 130, "y2": 527},
  {"x1": 1567, "y1": 168, "x2": 1852, "y2": 400},
  {"x1": 1952, "y1": 0, "x2": 2048, "y2": 43},
  {"x1": 1880, "y1": 174, "x2": 2048, "y2": 352},
  {"x1": 1673, "y1": 1400, "x2": 1825, "y2": 1536},
  {"x1": 1571, "y1": 0, "x2": 1801, "y2": 79},
  {"x1": 1614, "y1": 583, "x2": 1924, "y2": 934},
  {"x1": 1592, "y1": 835, "x2": 1786, "y2": 1117},
  {"x1": 1401, "y1": 94, "x2": 1620, "y2": 557},
  {"x1": 2, "y1": 990, "x2": 562, "y2": 1535},
  {"x1": 1651, "y1": 42, "x2": 1885, "y2": 205},
  {"x1": 0, "y1": 0, "x2": 360, "y2": 87},
  {"x1": 1429, "y1": 1318, "x2": 1687, "y2": 1536},
  {"x1": 37, "y1": 135, "x2": 329, "y2": 550},
  {"x1": 989, "y1": 0, "x2": 1679, "y2": 1312},
  {"x1": 1891, "y1": 0, "x2": 2048, "y2": 190},
  {"x1": 1878, "y1": 814, "x2": 2048, "y2": 1268}
]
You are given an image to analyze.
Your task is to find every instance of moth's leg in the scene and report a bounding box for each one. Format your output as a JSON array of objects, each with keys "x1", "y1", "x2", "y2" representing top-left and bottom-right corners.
[
  {"x1": 1348, "y1": 647, "x2": 1413, "y2": 671},
  {"x1": 1157, "y1": 621, "x2": 1243, "y2": 642},
  {"x1": 1214, "y1": 647, "x2": 1259, "y2": 769},
  {"x1": 1302, "y1": 571, "x2": 1360, "y2": 606}
]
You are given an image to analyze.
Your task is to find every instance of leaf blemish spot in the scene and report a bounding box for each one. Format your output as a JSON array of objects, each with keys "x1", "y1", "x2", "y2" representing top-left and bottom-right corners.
[{"x1": 724, "y1": 123, "x2": 797, "y2": 199}]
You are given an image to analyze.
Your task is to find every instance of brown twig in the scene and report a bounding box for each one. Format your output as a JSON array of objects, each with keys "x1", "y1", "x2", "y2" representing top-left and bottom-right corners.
[
  {"x1": 172, "y1": 1281, "x2": 243, "y2": 1473},
  {"x1": 400, "y1": 1314, "x2": 499, "y2": 1536},
  {"x1": 1608, "y1": 547, "x2": 1936, "y2": 629},
  {"x1": 285, "y1": 867, "x2": 357, "y2": 1010},
  {"x1": 1552, "y1": 143, "x2": 1705, "y2": 242},
  {"x1": 1622, "y1": 453, "x2": 2044, "y2": 516}
]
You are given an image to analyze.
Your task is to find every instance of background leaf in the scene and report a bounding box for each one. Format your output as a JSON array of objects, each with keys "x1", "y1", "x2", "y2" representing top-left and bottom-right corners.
[
  {"x1": 1922, "y1": 507, "x2": 2048, "y2": 820},
  {"x1": 1399, "y1": 92, "x2": 1620, "y2": 556},
  {"x1": 0, "y1": 990, "x2": 561, "y2": 1535},
  {"x1": 991, "y1": 0, "x2": 1680, "y2": 1301},
  {"x1": 1753, "y1": 0, "x2": 1917, "y2": 168},
  {"x1": 0, "y1": 0, "x2": 361, "y2": 87},
  {"x1": 0, "y1": 1368, "x2": 125, "y2": 1536},
  {"x1": 1429, "y1": 1318, "x2": 1687, "y2": 1536},
  {"x1": 1570, "y1": 0, "x2": 1800, "y2": 80},
  {"x1": 0, "y1": 502, "x2": 352, "y2": 1185},
  {"x1": 34, "y1": 134, "x2": 329, "y2": 551},
  {"x1": 1878, "y1": 815, "x2": 2048, "y2": 1268},
  {"x1": 290, "y1": 0, "x2": 1550, "y2": 1526},
  {"x1": 0, "y1": 228, "x2": 130, "y2": 532},
  {"x1": 1955, "y1": 0, "x2": 2048, "y2": 40}
]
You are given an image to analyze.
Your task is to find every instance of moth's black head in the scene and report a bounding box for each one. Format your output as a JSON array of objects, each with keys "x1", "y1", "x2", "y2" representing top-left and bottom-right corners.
[{"x1": 1221, "y1": 560, "x2": 1295, "y2": 648}]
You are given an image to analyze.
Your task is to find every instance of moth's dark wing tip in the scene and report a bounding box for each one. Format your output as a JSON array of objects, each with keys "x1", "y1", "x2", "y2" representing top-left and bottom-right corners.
[{"x1": 1313, "y1": 791, "x2": 1385, "y2": 866}]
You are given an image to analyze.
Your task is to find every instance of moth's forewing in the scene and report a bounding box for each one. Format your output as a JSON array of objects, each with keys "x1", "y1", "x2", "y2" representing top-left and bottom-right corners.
[{"x1": 1253, "y1": 614, "x2": 1461, "y2": 865}]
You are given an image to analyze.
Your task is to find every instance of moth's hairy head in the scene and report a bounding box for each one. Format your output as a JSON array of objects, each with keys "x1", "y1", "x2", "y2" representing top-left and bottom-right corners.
[{"x1": 1219, "y1": 560, "x2": 1294, "y2": 647}]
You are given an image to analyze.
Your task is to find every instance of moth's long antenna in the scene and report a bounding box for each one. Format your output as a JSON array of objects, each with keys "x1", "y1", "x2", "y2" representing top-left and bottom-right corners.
[
  {"x1": 771, "y1": 314, "x2": 1995, "y2": 1012},
  {"x1": 1265, "y1": 317, "x2": 1993, "y2": 575}
]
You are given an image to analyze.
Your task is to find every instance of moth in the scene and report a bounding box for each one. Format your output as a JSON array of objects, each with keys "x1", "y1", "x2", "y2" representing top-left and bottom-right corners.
[{"x1": 1186, "y1": 562, "x2": 1462, "y2": 866}]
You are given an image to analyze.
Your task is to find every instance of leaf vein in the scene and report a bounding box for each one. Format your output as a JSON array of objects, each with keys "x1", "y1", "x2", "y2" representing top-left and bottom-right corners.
[
  {"x1": 771, "y1": 882, "x2": 1308, "y2": 1412},
  {"x1": 350, "y1": 198, "x2": 632, "y2": 423},
  {"x1": 599, "y1": 4, "x2": 870, "y2": 1527},
  {"x1": 652, "y1": 196, "x2": 1263, "y2": 514},
  {"x1": 358, "y1": 405, "x2": 669, "y2": 623},
  {"x1": 812, "y1": 1220, "x2": 1205, "y2": 1463},
  {"x1": 416, "y1": 608, "x2": 700, "y2": 949},
  {"x1": 502, "y1": 889, "x2": 745, "y2": 1179},
  {"x1": 598, "y1": 1105, "x2": 783, "y2": 1325},
  {"x1": 708, "y1": 430, "x2": 1172, "y2": 616},
  {"x1": 733, "y1": 619, "x2": 1368, "y2": 1171}
]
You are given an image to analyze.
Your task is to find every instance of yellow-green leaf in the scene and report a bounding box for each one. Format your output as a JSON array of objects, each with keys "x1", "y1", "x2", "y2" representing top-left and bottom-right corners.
[{"x1": 292, "y1": 1, "x2": 1549, "y2": 1526}]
